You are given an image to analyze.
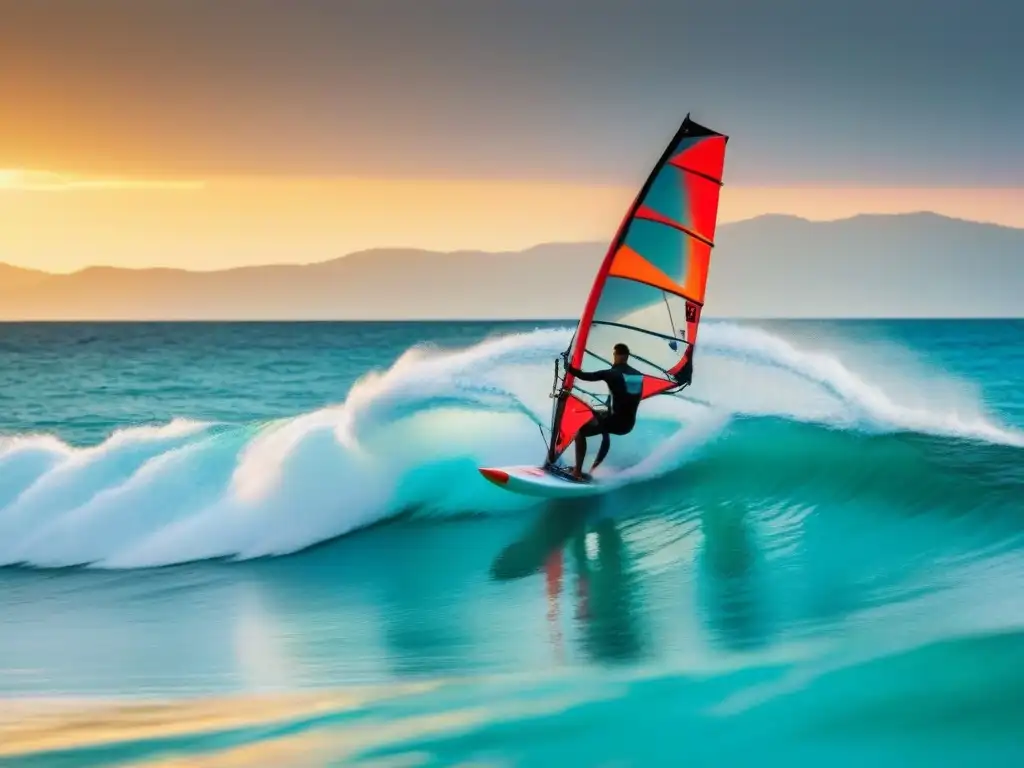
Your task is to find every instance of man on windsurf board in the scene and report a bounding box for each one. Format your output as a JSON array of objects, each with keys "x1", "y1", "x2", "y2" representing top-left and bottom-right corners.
[{"x1": 561, "y1": 343, "x2": 644, "y2": 481}]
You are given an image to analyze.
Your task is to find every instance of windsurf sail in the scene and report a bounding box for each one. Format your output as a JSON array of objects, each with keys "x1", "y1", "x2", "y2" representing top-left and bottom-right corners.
[{"x1": 545, "y1": 114, "x2": 728, "y2": 465}]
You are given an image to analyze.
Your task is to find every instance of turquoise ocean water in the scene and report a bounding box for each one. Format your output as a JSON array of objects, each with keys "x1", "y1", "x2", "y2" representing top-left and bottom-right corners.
[{"x1": 1, "y1": 319, "x2": 1023, "y2": 765}]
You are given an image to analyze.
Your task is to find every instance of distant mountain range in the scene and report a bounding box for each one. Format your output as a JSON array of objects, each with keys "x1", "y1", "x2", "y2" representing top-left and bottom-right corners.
[{"x1": 1, "y1": 212, "x2": 1022, "y2": 319}]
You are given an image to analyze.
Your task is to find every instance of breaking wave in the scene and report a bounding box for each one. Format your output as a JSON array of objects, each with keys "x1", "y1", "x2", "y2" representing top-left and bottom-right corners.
[{"x1": 0, "y1": 322, "x2": 1021, "y2": 569}]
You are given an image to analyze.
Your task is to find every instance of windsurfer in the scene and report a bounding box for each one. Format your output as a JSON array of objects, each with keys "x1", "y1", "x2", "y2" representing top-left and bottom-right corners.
[{"x1": 562, "y1": 343, "x2": 644, "y2": 480}]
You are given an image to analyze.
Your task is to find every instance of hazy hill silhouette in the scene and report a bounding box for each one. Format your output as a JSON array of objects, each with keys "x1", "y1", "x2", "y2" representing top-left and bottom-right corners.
[
  {"x1": 0, "y1": 264, "x2": 50, "y2": 295},
  {"x1": 1, "y1": 213, "x2": 1021, "y2": 319}
]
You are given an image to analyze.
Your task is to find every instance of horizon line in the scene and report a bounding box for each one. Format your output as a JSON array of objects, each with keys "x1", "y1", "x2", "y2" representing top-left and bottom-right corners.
[{"x1": 2, "y1": 316, "x2": 1022, "y2": 325}]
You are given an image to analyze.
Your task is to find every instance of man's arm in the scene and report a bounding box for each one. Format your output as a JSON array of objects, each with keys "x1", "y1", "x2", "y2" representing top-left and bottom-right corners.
[{"x1": 565, "y1": 361, "x2": 611, "y2": 383}]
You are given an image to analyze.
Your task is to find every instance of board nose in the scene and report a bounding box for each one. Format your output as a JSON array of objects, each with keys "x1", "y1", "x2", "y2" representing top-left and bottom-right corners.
[{"x1": 478, "y1": 467, "x2": 509, "y2": 486}]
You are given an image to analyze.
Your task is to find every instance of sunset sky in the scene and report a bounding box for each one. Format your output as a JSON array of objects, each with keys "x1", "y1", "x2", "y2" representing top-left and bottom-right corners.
[{"x1": 2, "y1": 0, "x2": 1021, "y2": 273}]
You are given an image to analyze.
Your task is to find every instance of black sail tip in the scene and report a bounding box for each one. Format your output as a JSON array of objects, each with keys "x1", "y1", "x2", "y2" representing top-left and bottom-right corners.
[{"x1": 680, "y1": 114, "x2": 726, "y2": 139}]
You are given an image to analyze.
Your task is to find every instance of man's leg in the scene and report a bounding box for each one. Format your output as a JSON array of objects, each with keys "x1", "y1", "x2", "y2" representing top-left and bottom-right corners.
[
  {"x1": 572, "y1": 416, "x2": 602, "y2": 479},
  {"x1": 591, "y1": 431, "x2": 611, "y2": 472},
  {"x1": 591, "y1": 418, "x2": 627, "y2": 473},
  {"x1": 573, "y1": 429, "x2": 588, "y2": 478}
]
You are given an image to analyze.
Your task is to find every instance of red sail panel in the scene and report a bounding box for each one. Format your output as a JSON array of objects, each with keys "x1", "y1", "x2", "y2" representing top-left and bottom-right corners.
[{"x1": 547, "y1": 115, "x2": 728, "y2": 463}]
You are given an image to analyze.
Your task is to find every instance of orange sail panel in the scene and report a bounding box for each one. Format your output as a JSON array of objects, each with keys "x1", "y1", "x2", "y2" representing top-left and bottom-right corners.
[{"x1": 546, "y1": 115, "x2": 728, "y2": 463}]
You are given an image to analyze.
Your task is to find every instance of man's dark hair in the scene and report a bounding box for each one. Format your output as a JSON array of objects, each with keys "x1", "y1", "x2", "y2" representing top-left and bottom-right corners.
[{"x1": 613, "y1": 343, "x2": 630, "y2": 357}]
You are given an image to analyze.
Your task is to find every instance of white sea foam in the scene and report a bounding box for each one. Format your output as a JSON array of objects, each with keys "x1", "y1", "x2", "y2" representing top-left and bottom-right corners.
[{"x1": 0, "y1": 323, "x2": 1019, "y2": 569}]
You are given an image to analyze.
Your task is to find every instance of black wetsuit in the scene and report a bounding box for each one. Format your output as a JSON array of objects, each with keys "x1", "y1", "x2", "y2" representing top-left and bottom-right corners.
[{"x1": 566, "y1": 361, "x2": 644, "y2": 437}]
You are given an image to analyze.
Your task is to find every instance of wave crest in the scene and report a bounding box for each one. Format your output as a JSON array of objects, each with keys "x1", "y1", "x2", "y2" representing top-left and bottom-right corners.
[{"x1": 0, "y1": 323, "x2": 1019, "y2": 569}]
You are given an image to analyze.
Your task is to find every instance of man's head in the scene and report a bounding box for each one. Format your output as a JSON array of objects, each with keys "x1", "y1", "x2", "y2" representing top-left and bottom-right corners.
[{"x1": 613, "y1": 343, "x2": 630, "y2": 364}]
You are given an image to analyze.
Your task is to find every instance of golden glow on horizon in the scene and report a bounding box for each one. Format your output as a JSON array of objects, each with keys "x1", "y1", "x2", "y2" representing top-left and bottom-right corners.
[
  {"x1": 0, "y1": 167, "x2": 205, "y2": 191},
  {"x1": 0, "y1": 169, "x2": 206, "y2": 192},
  {"x1": 1, "y1": 173, "x2": 1022, "y2": 273}
]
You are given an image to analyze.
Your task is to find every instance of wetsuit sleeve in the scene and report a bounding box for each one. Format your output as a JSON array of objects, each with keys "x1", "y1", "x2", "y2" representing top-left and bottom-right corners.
[{"x1": 566, "y1": 363, "x2": 612, "y2": 382}]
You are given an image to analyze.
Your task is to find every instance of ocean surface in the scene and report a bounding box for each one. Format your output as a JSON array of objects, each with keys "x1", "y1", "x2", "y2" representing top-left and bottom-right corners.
[{"x1": 1, "y1": 319, "x2": 1023, "y2": 766}]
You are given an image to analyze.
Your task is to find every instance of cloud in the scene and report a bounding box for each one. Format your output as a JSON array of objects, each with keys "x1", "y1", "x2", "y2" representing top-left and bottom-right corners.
[{"x1": 0, "y1": 169, "x2": 205, "y2": 192}]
